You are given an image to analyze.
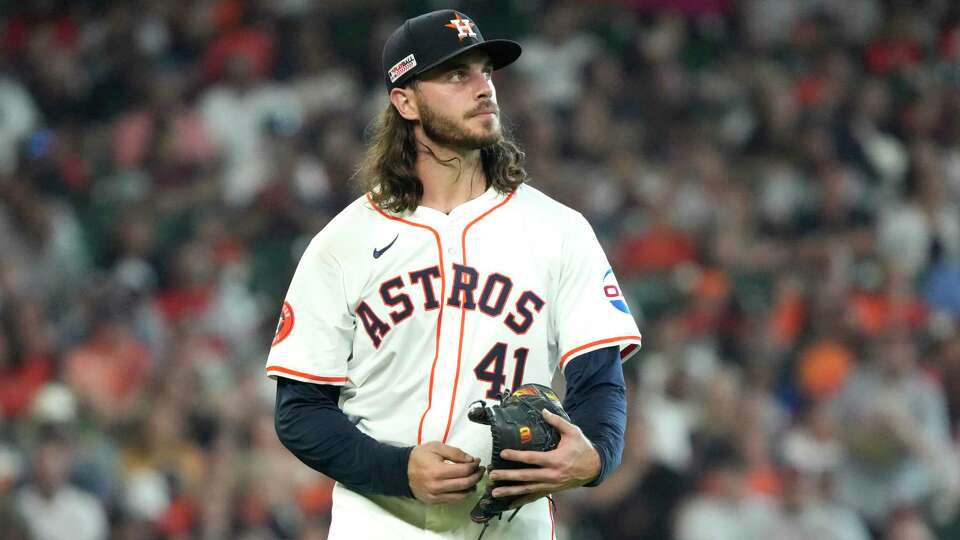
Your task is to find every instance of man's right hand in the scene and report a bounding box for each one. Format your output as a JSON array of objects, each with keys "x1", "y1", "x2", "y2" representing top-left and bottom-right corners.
[{"x1": 408, "y1": 441, "x2": 485, "y2": 504}]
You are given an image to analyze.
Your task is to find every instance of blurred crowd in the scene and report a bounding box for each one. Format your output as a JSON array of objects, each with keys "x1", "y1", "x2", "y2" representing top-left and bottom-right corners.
[{"x1": 1, "y1": 0, "x2": 960, "y2": 539}]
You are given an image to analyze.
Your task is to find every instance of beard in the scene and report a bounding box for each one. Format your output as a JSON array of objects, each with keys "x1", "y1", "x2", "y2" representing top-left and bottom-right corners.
[{"x1": 419, "y1": 99, "x2": 502, "y2": 150}]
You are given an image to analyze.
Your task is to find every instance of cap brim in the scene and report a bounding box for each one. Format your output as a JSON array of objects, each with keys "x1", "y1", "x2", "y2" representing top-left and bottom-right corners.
[
  {"x1": 410, "y1": 39, "x2": 522, "y2": 83},
  {"x1": 475, "y1": 39, "x2": 523, "y2": 71}
]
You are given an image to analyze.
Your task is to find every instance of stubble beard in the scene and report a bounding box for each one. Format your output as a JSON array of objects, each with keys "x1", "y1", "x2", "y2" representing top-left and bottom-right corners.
[{"x1": 419, "y1": 100, "x2": 502, "y2": 151}]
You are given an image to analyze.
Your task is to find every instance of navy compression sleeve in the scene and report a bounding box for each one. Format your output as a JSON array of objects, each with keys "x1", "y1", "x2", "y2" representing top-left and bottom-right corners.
[
  {"x1": 274, "y1": 378, "x2": 414, "y2": 497},
  {"x1": 562, "y1": 345, "x2": 628, "y2": 487}
]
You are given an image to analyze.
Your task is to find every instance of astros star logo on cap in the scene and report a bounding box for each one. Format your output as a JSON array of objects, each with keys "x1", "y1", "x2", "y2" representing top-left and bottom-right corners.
[{"x1": 445, "y1": 12, "x2": 477, "y2": 41}]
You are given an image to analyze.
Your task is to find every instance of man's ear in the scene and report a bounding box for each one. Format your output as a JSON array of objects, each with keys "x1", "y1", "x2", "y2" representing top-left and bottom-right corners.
[{"x1": 390, "y1": 86, "x2": 420, "y2": 121}]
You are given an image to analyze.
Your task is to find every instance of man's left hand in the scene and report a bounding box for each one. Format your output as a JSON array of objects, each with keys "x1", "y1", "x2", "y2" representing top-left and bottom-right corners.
[{"x1": 488, "y1": 409, "x2": 601, "y2": 508}]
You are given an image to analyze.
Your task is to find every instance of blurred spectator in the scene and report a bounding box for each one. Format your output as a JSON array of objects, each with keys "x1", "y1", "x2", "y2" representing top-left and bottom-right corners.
[
  {"x1": 515, "y1": 2, "x2": 601, "y2": 112},
  {"x1": 571, "y1": 408, "x2": 691, "y2": 540},
  {"x1": 780, "y1": 398, "x2": 844, "y2": 476},
  {"x1": 839, "y1": 77, "x2": 907, "y2": 192},
  {"x1": 639, "y1": 366, "x2": 698, "y2": 471},
  {"x1": 288, "y1": 18, "x2": 362, "y2": 119},
  {"x1": 776, "y1": 400, "x2": 871, "y2": 540},
  {"x1": 673, "y1": 438, "x2": 779, "y2": 540},
  {"x1": 15, "y1": 430, "x2": 108, "y2": 540},
  {"x1": 0, "y1": 444, "x2": 28, "y2": 539},
  {"x1": 877, "y1": 141, "x2": 960, "y2": 278},
  {"x1": 0, "y1": 73, "x2": 39, "y2": 175},
  {"x1": 200, "y1": 48, "x2": 303, "y2": 207},
  {"x1": 0, "y1": 182, "x2": 88, "y2": 300},
  {"x1": 112, "y1": 68, "x2": 214, "y2": 171},
  {"x1": 835, "y1": 333, "x2": 954, "y2": 524},
  {"x1": 773, "y1": 466, "x2": 870, "y2": 540},
  {"x1": 63, "y1": 306, "x2": 152, "y2": 425},
  {"x1": 0, "y1": 298, "x2": 55, "y2": 420}
]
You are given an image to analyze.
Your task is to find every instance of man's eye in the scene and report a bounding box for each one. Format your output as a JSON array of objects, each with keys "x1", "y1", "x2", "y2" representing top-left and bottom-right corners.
[{"x1": 449, "y1": 70, "x2": 466, "y2": 81}]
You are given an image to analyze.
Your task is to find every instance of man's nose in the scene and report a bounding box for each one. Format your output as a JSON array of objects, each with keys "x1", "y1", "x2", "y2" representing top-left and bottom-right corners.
[{"x1": 473, "y1": 74, "x2": 493, "y2": 100}]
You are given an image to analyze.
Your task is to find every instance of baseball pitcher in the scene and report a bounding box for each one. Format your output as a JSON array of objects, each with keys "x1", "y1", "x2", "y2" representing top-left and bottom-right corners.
[{"x1": 267, "y1": 10, "x2": 641, "y2": 539}]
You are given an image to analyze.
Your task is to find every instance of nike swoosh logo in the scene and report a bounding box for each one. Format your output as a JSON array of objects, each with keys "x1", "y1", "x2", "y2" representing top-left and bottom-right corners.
[{"x1": 373, "y1": 234, "x2": 399, "y2": 259}]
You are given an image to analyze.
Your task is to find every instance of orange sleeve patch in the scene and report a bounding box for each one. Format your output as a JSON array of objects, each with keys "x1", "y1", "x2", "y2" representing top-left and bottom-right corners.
[{"x1": 271, "y1": 301, "x2": 295, "y2": 346}]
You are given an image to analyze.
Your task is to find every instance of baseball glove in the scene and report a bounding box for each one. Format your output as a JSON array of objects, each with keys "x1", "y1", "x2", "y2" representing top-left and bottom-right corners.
[{"x1": 467, "y1": 383, "x2": 570, "y2": 524}]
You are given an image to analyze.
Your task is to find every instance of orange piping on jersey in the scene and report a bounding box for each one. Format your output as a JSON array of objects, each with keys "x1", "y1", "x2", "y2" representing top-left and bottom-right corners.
[
  {"x1": 559, "y1": 335, "x2": 643, "y2": 370},
  {"x1": 548, "y1": 495, "x2": 556, "y2": 539},
  {"x1": 266, "y1": 366, "x2": 349, "y2": 383},
  {"x1": 366, "y1": 194, "x2": 446, "y2": 444},
  {"x1": 441, "y1": 191, "x2": 515, "y2": 444}
]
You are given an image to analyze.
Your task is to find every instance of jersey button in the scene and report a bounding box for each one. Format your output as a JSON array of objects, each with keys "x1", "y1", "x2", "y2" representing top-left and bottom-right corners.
[{"x1": 447, "y1": 247, "x2": 456, "y2": 255}]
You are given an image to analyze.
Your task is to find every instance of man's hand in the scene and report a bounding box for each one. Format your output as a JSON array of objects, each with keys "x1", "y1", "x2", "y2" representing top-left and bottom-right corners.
[
  {"x1": 488, "y1": 409, "x2": 601, "y2": 508},
  {"x1": 408, "y1": 441, "x2": 485, "y2": 504}
]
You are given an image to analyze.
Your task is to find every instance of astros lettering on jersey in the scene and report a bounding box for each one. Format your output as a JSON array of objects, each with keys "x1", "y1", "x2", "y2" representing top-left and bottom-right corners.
[{"x1": 265, "y1": 183, "x2": 641, "y2": 537}]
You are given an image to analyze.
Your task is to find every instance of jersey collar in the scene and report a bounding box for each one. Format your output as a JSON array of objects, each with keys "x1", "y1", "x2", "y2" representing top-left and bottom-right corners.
[{"x1": 408, "y1": 185, "x2": 505, "y2": 225}]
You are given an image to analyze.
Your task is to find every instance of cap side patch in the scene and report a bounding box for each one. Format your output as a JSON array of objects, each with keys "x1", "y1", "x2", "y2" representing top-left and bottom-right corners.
[{"x1": 389, "y1": 54, "x2": 417, "y2": 83}]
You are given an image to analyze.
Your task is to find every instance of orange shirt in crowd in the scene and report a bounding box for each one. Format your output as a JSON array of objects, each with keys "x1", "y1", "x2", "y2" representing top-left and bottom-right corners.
[{"x1": 64, "y1": 328, "x2": 152, "y2": 416}]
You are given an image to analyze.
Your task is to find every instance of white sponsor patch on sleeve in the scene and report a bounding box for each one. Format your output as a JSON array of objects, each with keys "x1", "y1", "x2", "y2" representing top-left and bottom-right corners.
[{"x1": 388, "y1": 54, "x2": 418, "y2": 83}]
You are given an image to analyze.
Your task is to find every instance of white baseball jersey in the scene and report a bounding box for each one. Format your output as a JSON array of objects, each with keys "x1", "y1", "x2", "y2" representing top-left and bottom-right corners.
[{"x1": 265, "y1": 183, "x2": 641, "y2": 539}]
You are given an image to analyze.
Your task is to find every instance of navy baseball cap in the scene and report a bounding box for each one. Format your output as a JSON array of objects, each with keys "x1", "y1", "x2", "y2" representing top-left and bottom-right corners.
[{"x1": 382, "y1": 10, "x2": 522, "y2": 90}]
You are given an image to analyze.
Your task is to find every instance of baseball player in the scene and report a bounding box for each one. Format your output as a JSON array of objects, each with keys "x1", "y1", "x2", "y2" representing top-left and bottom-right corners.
[{"x1": 267, "y1": 10, "x2": 641, "y2": 539}]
